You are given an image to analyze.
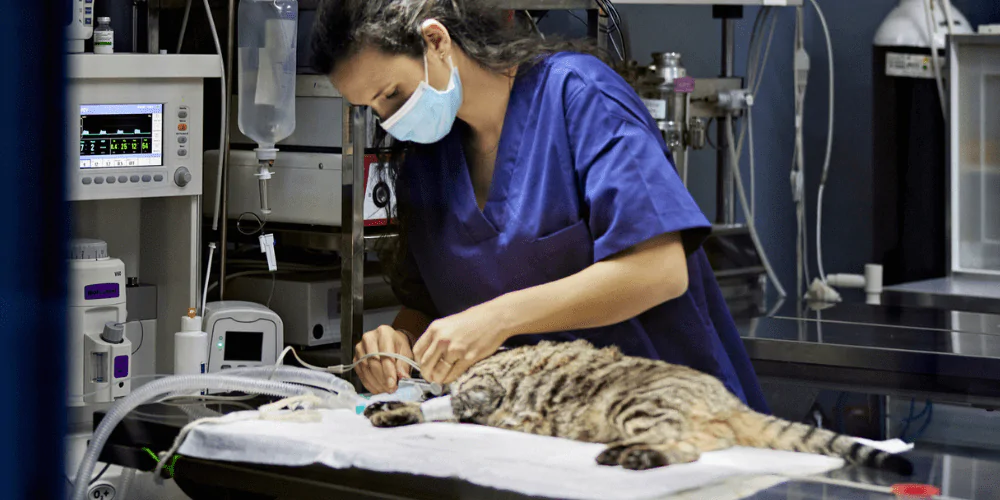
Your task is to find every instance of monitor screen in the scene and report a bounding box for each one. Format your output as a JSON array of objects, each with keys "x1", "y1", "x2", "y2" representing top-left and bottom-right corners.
[
  {"x1": 223, "y1": 331, "x2": 264, "y2": 362},
  {"x1": 80, "y1": 103, "x2": 163, "y2": 168}
]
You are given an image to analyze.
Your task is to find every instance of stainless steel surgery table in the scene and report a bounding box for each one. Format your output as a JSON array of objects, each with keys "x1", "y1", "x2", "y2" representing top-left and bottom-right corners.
[
  {"x1": 93, "y1": 398, "x2": 1000, "y2": 500},
  {"x1": 88, "y1": 301, "x2": 1000, "y2": 499}
]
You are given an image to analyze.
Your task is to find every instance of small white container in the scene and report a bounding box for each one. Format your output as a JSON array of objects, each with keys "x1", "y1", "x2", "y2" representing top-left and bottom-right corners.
[
  {"x1": 94, "y1": 17, "x2": 114, "y2": 54},
  {"x1": 174, "y1": 307, "x2": 208, "y2": 375}
]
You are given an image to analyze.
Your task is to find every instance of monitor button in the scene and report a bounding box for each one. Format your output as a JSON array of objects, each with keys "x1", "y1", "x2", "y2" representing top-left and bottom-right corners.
[
  {"x1": 82, "y1": 177, "x2": 92, "y2": 185},
  {"x1": 130, "y1": 175, "x2": 140, "y2": 183},
  {"x1": 154, "y1": 174, "x2": 164, "y2": 182},
  {"x1": 93, "y1": 177, "x2": 104, "y2": 185}
]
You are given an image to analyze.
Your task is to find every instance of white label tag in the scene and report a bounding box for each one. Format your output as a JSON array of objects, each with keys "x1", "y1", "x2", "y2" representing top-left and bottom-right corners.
[
  {"x1": 885, "y1": 52, "x2": 937, "y2": 79},
  {"x1": 94, "y1": 31, "x2": 113, "y2": 46},
  {"x1": 641, "y1": 98, "x2": 667, "y2": 120}
]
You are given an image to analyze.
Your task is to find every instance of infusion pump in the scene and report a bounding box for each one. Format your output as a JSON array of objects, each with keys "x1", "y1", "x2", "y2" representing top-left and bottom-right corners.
[{"x1": 66, "y1": 54, "x2": 221, "y2": 201}]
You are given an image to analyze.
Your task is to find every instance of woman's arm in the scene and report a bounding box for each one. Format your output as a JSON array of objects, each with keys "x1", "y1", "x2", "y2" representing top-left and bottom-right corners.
[
  {"x1": 487, "y1": 231, "x2": 688, "y2": 338},
  {"x1": 413, "y1": 231, "x2": 689, "y2": 383}
]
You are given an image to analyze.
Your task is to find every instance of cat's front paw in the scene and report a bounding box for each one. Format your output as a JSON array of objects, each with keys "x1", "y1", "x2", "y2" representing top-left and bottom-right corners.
[
  {"x1": 365, "y1": 401, "x2": 424, "y2": 427},
  {"x1": 363, "y1": 401, "x2": 409, "y2": 418}
]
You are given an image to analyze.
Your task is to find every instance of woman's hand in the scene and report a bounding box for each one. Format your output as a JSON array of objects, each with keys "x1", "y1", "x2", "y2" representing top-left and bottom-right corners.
[
  {"x1": 413, "y1": 306, "x2": 509, "y2": 385},
  {"x1": 354, "y1": 325, "x2": 415, "y2": 394}
]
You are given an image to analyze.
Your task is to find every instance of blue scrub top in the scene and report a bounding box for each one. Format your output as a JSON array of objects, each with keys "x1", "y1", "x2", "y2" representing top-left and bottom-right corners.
[{"x1": 398, "y1": 52, "x2": 769, "y2": 414}]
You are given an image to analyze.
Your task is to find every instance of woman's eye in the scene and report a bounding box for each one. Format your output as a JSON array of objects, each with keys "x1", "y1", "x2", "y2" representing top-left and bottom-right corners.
[{"x1": 385, "y1": 88, "x2": 399, "y2": 100}]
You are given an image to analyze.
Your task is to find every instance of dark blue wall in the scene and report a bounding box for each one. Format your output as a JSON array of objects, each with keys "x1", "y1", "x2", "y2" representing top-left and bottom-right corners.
[{"x1": 542, "y1": 1, "x2": 1000, "y2": 298}]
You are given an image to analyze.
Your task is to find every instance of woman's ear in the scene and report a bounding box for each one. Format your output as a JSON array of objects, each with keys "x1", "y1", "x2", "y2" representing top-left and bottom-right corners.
[{"x1": 420, "y1": 19, "x2": 452, "y2": 61}]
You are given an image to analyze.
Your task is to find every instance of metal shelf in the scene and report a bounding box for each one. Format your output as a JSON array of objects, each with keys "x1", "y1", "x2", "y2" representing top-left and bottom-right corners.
[
  {"x1": 499, "y1": 0, "x2": 802, "y2": 7},
  {"x1": 155, "y1": 0, "x2": 802, "y2": 10}
]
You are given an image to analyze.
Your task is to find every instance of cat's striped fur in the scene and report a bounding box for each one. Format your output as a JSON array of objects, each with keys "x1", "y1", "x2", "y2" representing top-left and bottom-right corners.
[{"x1": 365, "y1": 340, "x2": 912, "y2": 474}]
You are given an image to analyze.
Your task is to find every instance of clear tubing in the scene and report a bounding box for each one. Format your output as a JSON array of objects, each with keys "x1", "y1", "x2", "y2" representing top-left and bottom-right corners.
[
  {"x1": 223, "y1": 366, "x2": 360, "y2": 401},
  {"x1": 72, "y1": 375, "x2": 318, "y2": 500}
]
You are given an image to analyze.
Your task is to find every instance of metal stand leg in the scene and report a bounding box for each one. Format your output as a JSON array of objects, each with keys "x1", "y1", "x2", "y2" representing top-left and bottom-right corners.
[
  {"x1": 219, "y1": 0, "x2": 235, "y2": 300},
  {"x1": 147, "y1": 0, "x2": 160, "y2": 53},
  {"x1": 588, "y1": 7, "x2": 608, "y2": 54},
  {"x1": 713, "y1": 6, "x2": 742, "y2": 224},
  {"x1": 340, "y1": 104, "x2": 367, "y2": 391}
]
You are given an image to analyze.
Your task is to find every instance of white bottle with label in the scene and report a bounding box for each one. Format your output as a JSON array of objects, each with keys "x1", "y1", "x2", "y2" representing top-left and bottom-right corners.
[
  {"x1": 174, "y1": 307, "x2": 208, "y2": 375},
  {"x1": 93, "y1": 17, "x2": 114, "y2": 54}
]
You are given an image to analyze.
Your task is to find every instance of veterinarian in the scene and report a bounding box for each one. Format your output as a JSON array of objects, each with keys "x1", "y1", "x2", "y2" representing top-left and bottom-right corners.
[{"x1": 312, "y1": 0, "x2": 769, "y2": 413}]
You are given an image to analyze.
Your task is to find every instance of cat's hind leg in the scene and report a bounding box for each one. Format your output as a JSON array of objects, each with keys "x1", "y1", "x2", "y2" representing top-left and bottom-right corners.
[
  {"x1": 364, "y1": 401, "x2": 425, "y2": 427},
  {"x1": 596, "y1": 438, "x2": 701, "y2": 470}
]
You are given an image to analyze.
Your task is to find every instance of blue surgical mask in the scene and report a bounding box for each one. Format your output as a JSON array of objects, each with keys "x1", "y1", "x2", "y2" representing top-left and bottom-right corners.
[{"x1": 380, "y1": 55, "x2": 463, "y2": 144}]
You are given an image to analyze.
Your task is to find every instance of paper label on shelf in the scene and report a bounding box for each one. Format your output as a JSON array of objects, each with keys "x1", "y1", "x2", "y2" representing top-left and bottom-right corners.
[
  {"x1": 885, "y1": 52, "x2": 937, "y2": 79},
  {"x1": 641, "y1": 99, "x2": 667, "y2": 120}
]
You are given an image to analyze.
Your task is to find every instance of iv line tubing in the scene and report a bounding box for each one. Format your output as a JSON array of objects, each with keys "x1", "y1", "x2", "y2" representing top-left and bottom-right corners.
[
  {"x1": 809, "y1": 0, "x2": 834, "y2": 284},
  {"x1": 201, "y1": 243, "x2": 215, "y2": 316},
  {"x1": 924, "y1": 0, "x2": 948, "y2": 119},
  {"x1": 204, "y1": 0, "x2": 227, "y2": 232},
  {"x1": 276, "y1": 345, "x2": 423, "y2": 375}
]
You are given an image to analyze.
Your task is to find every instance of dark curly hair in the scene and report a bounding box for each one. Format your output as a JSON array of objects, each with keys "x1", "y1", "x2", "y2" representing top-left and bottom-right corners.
[{"x1": 311, "y1": 0, "x2": 599, "y2": 317}]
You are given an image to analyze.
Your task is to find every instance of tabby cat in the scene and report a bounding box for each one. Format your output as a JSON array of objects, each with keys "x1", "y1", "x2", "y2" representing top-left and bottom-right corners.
[{"x1": 364, "y1": 340, "x2": 913, "y2": 475}]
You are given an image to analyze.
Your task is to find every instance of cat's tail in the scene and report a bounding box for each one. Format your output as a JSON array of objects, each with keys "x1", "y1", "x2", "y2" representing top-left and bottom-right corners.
[{"x1": 732, "y1": 412, "x2": 913, "y2": 476}]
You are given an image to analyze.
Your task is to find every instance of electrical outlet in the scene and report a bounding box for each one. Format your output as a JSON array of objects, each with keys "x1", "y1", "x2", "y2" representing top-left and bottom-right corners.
[{"x1": 88, "y1": 484, "x2": 116, "y2": 500}]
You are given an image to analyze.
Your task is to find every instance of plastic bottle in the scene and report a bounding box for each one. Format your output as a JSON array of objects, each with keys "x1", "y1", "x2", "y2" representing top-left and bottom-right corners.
[
  {"x1": 93, "y1": 17, "x2": 114, "y2": 54},
  {"x1": 237, "y1": 0, "x2": 298, "y2": 151},
  {"x1": 174, "y1": 307, "x2": 208, "y2": 375}
]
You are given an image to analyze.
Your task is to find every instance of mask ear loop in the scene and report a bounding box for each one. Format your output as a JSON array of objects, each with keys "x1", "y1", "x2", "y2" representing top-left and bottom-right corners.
[{"x1": 422, "y1": 53, "x2": 430, "y2": 84}]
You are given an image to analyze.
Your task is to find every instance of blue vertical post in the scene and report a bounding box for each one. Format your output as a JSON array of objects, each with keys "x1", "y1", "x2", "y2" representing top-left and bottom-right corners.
[{"x1": 0, "y1": 0, "x2": 68, "y2": 498}]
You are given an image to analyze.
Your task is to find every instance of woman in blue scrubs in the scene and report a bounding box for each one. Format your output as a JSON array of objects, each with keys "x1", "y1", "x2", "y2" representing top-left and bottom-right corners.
[{"x1": 311, "y1": 0, "x2": 769, "y2": 413}]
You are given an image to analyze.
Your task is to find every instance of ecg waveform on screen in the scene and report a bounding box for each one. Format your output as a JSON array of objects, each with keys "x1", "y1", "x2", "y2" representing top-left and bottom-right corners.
[{"x1": 80, "y1": 113, "x2": 155, "y2": 156}]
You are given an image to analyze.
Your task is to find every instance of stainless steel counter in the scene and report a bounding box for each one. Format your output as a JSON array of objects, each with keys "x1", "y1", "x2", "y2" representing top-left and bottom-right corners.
[
  {"x1": 883, "y1": 276, "x2": 1000, "y2": 315},
  {"x1": 738, "y1": 302, "x2": 1000, "y2": 408}
]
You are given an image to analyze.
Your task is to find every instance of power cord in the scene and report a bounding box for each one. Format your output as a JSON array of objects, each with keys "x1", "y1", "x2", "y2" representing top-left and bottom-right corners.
[
  {"x1": 66, "y1": 463, "x2": 112, "y2": 489},
  {"x1": 130, "y1": 320, "x2": 144, "y2": 355},
  {"x1": 899, "y1": 399, "x2": 934, "y2": 442}
]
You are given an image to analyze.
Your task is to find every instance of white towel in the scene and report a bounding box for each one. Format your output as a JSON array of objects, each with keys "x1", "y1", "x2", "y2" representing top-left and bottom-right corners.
[{"x1": 177, "y1": 409, "x2": 909, "y2": 500}]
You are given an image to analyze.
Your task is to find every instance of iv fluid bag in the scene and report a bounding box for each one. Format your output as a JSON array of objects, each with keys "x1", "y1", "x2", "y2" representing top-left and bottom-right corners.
[{"x1": 238, "y1": 0, "x2": 298, "y2": 149}]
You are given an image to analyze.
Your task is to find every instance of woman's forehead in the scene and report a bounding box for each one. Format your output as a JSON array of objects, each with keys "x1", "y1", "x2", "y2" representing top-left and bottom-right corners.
[{"x1": 331, "y1": 48, "x2": 423, "y2": 105}]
